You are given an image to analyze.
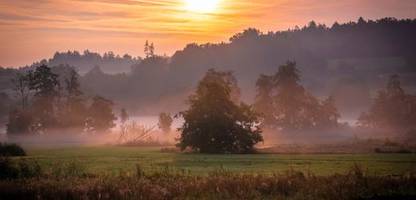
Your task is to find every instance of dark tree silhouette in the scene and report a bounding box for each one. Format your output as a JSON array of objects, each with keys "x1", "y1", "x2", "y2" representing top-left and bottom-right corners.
[
  {"x1": 62, "y1": 68, "x2": 86, "y2": 129},
  {"x1": 358, "y1": 75, "x2": 416, "y2": 132},
  {"x1": 11, "y1": 73, "x2": 31, "y2": 110},
  {"x1": 254, "y1": 62, "x2": 340, "y2": 131},
  {"x1": 6, "y1": 109, "x2": 33, "y2": 134},
  {"x1": 178, "y1": 69, "x2": 263, "y2": 154},
  {"x1": 0, "y1": 93, "x2": 11, "y2": 118},
  {"x1": 86, "y1": 96, "x2": 116, "y2": 133},
  {"x1": 120, "y1": 108, "x2": 129, "y2": 125},
  {"x1": 6, "y1": 65, "x2": 118, "y2": 135},
  {"x1": 253, "y1": 74, "x2": 275, "y2": 128},
  {"x1": 28, "y1": 65, "x2": 60, "y2": 130}
]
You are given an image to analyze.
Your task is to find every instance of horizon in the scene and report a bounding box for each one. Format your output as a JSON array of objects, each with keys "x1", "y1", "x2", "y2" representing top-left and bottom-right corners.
[{"x1": 1, "y1": 0, "x2": 416, "y2": 67}]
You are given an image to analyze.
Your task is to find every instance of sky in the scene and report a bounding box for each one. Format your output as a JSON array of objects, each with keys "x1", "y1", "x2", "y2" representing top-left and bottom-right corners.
[{"x1": 1, "y1": 0, "x2": 416, "y2": 67}]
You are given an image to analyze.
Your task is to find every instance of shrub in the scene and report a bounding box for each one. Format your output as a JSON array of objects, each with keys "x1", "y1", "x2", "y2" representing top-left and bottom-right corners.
[
  {"x1": 0, "y1": 143, "x2": 26, "y2": 156},
  {"x1": 0, "y1": 157, "x2": 41, "y2": 180}
]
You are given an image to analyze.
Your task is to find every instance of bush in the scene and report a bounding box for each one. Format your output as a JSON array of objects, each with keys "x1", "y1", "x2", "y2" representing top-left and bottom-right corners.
[
  {"x1": 0, "y1": 157, "x2": 41, "y2": 180},
  {"x1": 0, "y1": 143, "x2": 26, "y2": 156}
]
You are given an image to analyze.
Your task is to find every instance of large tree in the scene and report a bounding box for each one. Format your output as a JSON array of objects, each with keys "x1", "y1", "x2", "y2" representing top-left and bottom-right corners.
[
  {"x1": 178, "y1": 69, "x2": 263, "y2": 154},
  {"x1": 254, "y1": 62, "x2": 340, "y2": 131},
  {"x1": 358, "y1": 75, "x2": 416, "y2": 132},
  {"x1": 28, "y1": 65, "x2": 60, "y2": 130}
]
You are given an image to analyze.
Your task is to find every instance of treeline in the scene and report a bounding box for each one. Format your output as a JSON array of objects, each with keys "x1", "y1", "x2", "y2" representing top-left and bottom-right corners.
[
  {"x1": 2, "y1": 17, "x2": 416, "y2": 121},
  {"x1": 2, "y1": 18, "x2": 416, "y2": 116},
  {"x1": 74, "y1": 17, "x2": 416, "y2": 115},
  {"x1": 4, "y1": 61, "x2": 416, "y2": 153},
  {"x1": 7, "y1": 65, "x2": 116, "y2": 135},
  {"x1": 177, "y1": 61, "x2": 416, "y2": 153},
  {"x1": 30, "y1": 50, "x2": 141, "y2": 74}
]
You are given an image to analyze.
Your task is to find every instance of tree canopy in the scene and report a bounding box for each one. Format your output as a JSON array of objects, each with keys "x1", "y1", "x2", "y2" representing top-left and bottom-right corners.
[
  {"x1": 358, "y1": 75, "x2": 416, "y2": 132},
  {"x1": 178, "y1": 69, "x2": 263, "y2": 154},
  {"x1": 254, "y1": 62, "x2": 340, "y2": 131}
]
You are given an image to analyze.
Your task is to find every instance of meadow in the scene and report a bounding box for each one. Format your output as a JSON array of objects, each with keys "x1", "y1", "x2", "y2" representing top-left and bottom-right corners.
[
  {"x1": 24, "y1": 146, "x2": 416, "y2": 176},
  {"x1": 1, "y1": 146, "x2": 416, "y2": 199}
]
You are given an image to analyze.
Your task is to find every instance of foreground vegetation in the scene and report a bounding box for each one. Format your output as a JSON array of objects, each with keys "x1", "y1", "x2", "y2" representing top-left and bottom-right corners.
[
  {"x1": 0, "y1": 161, "x2": 415, "y2": 199},
  {"x1": 1, "y1": 146, "x2": 415, "y2": 199}
]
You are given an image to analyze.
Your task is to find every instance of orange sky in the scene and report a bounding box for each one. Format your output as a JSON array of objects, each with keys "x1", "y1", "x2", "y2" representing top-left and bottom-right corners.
[{"x1": 1, "y1": 0, "x2": 416, "y2": 67}]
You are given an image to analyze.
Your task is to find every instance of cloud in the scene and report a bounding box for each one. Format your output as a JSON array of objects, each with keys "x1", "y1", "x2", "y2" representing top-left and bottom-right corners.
[{"x1": 1, "y1": 0, "x2": 415, "y2": 67}]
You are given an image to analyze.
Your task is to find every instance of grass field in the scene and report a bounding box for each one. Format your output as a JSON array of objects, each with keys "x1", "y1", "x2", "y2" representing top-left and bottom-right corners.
[{"x1": 24, "y1": 146, "x2": 416, "y2": 176}]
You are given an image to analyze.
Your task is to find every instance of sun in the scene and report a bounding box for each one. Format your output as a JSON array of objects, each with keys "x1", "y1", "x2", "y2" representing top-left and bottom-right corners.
[{"x1": 184, "y1": 0, "x2": 220, "y2": 13}]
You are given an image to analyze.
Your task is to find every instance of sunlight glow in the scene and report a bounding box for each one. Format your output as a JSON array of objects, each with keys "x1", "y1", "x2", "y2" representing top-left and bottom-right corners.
[{"x1": 184, "y1": 0, "x2": 221, "y2": 13}]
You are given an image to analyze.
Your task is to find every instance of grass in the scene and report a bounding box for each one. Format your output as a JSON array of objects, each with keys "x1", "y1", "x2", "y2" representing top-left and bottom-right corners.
[
  {"x1": 1, "y1": 164, "x2": 416, "y2": 199},
  {"x1": 23, "y1": 146, "x2": 416, "y2": 176},
  {"x1": 1, "y1": 146, "x2": 416, "y2": 199}
]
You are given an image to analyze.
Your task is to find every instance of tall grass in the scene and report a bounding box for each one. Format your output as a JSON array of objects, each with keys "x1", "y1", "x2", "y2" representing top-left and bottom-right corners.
[{"x1": 0, "y1": 160, "x2": 415, "y2": 199}]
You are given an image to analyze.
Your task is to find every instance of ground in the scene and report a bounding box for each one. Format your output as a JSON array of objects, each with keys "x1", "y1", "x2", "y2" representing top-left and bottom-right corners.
[{"x1": 23, "y1": 146, "x2": 416, "y2": 176}]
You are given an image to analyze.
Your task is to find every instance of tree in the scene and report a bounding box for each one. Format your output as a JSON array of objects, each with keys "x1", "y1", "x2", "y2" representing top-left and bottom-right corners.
[
  {"x1": 273, "y1": 61, "x2": 306, "y2": 130},
  {"x1": 144, "y1": 40, "x2": 150, "y2": 58},
  {"x1": 144, "y1": 40, "x2": 155, "y2": 58},
  {"x1": 149, "y1": 42, "x2": 155, "y2": 57},
  {"x1": 317, "y1": 96, "x2": 340, "y2": 128},
  {"x1": 63, "y1": 68, "x2": 86, "y2": 128},
  {"x1": 6, "y1": 109, "x2": 33, "y2": 135},
  {"x1": 118, "y1": 108, "x2": 130, "y2": 142},
  {"x1": 85, "y1": 96, "x2": 116, "y2": 133},
  {"x1": 28, "y1": 65, "x2": 60, "y2": 130},
  {"x1": 0, "y1": 93, "x2": 11, "y2": 118},
  {"x1": 254, "y1": 61, "x2": 340, "y2": 131},
  {"x1": 12, "y1": 72, "x2": 31, "y2": 109},
  {"x1": 253, "y1": 74, "x2": 275, "y2": 128},
  {"x1": 158, "y1": 112, "x2": 173, "y2": 134},
  {"x1": 120, "y1": 108, "x2": 129, "y2": 125},
  {"x1": 358, "y1": 75, "x2": 416, "y2": 131},
  {"x1": 178, "y1": 69, "x2": 263, "y2": 154}
]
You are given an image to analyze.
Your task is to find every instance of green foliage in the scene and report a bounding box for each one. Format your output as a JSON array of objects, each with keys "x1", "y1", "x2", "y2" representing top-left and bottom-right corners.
[
  {"x1": 254, "y1": 61, "x2": 340, "y2": 131},
  {"x1": 0, "y1": 143, "x2": 26, "y2": 156},
  {"x1": 178, "y1": 69, "x2": 263, "y2": 154},
  {"x1": 158, "y1": 112, "x2": 173, "y2": 133}
]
